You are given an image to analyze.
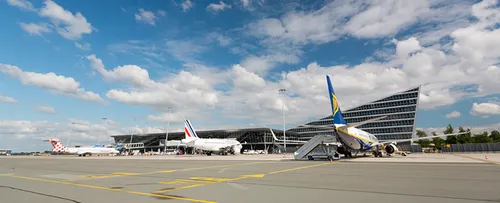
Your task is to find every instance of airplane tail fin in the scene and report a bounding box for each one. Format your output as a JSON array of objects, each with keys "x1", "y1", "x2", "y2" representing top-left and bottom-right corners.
[
  {"x1": 45, "y1": 138, "x2": 65, "y2": 152},
  {"x1": 184, "y1": 120, "x2": 199, "y2": 140},
  {"x1": 326, "y1": 75, "x2": 347, "y2": 125}
]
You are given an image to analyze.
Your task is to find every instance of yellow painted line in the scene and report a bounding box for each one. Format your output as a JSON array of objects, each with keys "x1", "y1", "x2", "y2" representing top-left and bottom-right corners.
[
  {"x1": 112, "y1": 172, "x2": 139, "y2": 175},
  {"x1": 155, "y1": 162, "x2": 333, "y2": 193},
  {"x1": 159, "y1": 179, "x2": 217, "y2": 185},
  {"x1": 0, "y1": 173, "x2": 13, "y2": 176},
  {"x1": 156, "y1": 183, "x2": 207, "y2": 193},
  {"x1": 3, "y1": 174, "x2": 215, "y2": 203},
  {"x1": 268, "y1": 162, "x2": 334, "y2": 174},
  {"x1": 155, "y1": 174, "x2": 266, "y2": 193},
  {"x1": 75, "y1": 161, "x2": 273, "y2": 181},
  {"x1": 154, "y1": 162, "x2": 332, "y2": 194},
  {"x1": 453, "y1": 154, "x2": 500, "y2": 165}
]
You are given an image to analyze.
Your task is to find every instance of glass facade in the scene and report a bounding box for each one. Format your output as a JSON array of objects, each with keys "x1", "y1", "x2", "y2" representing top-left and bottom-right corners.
[{"x1": 287, "y1": 86, "x2": 421, "y2": 141}]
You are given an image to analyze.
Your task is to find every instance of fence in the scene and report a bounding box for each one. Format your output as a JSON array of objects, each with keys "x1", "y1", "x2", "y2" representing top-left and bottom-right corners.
[{"x1": 441, "y1": 143, "x2": 500, "y2": 153}]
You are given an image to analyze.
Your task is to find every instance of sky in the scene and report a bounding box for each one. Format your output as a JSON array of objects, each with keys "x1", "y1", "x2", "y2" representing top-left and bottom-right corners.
[{"x1": 1, "y1": 0, "x2": 500, "y2": 152}]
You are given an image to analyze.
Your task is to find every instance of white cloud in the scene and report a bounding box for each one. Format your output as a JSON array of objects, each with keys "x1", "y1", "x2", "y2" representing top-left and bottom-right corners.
[
  {"x1": 470, "y1": 102, "x2": 500, "y2": 116},
  {"x1": 19, "y1": 22, "x2": 52, "y2": 36},
  {"x1": 0, "y1": 64, "x2": 105, "y2": 103},
  {"x1": 206, "y1": 1, "x2": 232, "y2": 13},
  {"x1": 241, "y1": 0, "x2": 250, "y2": 8},
  {"x1": 157, "y1": 10, "x2": 166, "y2": 16},
  {"x1": 0, "y1": 94, "x2": 17, "y2": 103},
  {"x1": 135, "y1": 8, "x2": 157, "y2": 26},
  {"x1": 247, "y1": 0, "x2": 365, "y2": 45},
  {"x1": 240, "y1": 55, "x2": 273, "y2": 76},
  {"x1": 394, "y1": 37, "x2": 422, "y2": 59},
  {"x1": 181, "y1": 0, "x2": 194, "y2": 12},
  {"x1": 165, "y1": 40, "x2": 208, "y2": 62},
  {"x1": 38, "y1": 0, "x2": 93, "y2": 40},
  {"x1": 36, "y1": 105, "x2": 56, "y2": 114},
  {"x1": 86, "y1": 54, "x2": 157, "y2": 88},
  {"x1": 107, "y1": 40, "x2": 165, "y2": 62},
  {"x1": 0, "y1": 120, "x2": 53, "y2": 134},
  {"x1": 445, "y1": 110, "x2": 461, "y2": 118},
  {"x1": 344, "y1": 0, "x2": 430, "y2": 38},
  {"x1": 87, "y1": 55, "x2": 218, "y2": 113},
  {"x1": 75, "y1": 41, "x2": 91, "y2": 51},
  {"x1": 6, "y1": 0, "x2": 35, "y2": 11},
  {"x1": 206, "y1": 32, "x2": 231, "y2": 47}
]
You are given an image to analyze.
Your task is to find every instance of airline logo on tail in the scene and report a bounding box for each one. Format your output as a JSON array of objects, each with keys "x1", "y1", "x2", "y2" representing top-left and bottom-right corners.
[
  {"x1": 48, "y1": 138, "x2": 65, "y2": 152},
  {"x1": 326, "y1": 75, "x2": 347, "y2": 125},
  {"x1": 331, "y1": 93, "x2": 340, "y2": 116},
  {"x1": 184, "y1": 119, "x2": 199, "y2": 139}
]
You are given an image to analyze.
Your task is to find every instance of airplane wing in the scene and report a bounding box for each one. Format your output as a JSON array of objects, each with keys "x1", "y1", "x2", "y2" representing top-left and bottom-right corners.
[
  {"x1": 376, "y1": 132, "x2": 469, "y2": 145},
  {"x1": 296, "y1": 124, "x2": 336, "y2": 130},
  {"x1": 269, "y1": 128, "x2": 308, "y2": 143},
  {"x1": 268, "y1": 128, "x2": 340, "y2": 145},
  {"x1": 346, "y1": 116, "x2": 388, "y2": 128}
]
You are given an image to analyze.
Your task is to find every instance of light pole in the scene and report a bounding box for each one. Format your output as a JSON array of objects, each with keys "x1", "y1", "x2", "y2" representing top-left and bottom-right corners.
[
  {"x1": 129, "y1": 117, "x2": 136, "y2": 155},
  {"x1": 97, "y1": 117, "x2": 107, "y2": 145},
  {"x1": 164, "y1": 106, "x2": 172, "y2": 154},
  {"x1": 279, "y1": 88, "x2": 286, "y2": 153}
]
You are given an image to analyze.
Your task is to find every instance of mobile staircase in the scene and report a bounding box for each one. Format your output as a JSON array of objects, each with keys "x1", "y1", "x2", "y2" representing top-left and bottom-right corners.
[{"x1": 293, "y1": 134, "x2": 340, "y2": 161}]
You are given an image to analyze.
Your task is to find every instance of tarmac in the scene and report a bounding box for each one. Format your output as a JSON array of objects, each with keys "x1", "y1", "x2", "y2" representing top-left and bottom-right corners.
[{"x1": 1, "y1": 153, "x2": 499, "y2": 203}]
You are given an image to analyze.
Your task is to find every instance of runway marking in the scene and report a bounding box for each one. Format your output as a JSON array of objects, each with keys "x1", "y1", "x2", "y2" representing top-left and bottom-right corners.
[
  {"x1": 155, "y1": 174, "x2": 266, "y2": 193},
  {"x1": 74, "y1": 162, "x2": 271, "y2": 181},
  {"x1": 3, "y1": 174, "x2": 215, "y2": 203},
  {"x1": 268, "y1": 162, "x2": 334, "y2": 174},
  {"x1": 155, "y1": 162, "x2": 333, "y2": 193},
  {"x1": 453, "y1": 154, "x2": 500, "y2": 165}
]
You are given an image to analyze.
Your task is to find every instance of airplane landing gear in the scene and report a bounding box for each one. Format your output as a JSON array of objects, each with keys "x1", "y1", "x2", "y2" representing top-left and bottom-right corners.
[
  {"x1": 345, "y1": 152, "x2": 353, "y2": 158},
  {"x1": 373, "y1": 151, "x2": 382, "y2": 157}
]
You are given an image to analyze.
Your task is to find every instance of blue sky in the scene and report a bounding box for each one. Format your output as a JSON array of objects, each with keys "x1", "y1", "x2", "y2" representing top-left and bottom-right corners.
[{"x1": 1, "y1": 0, "x2": 500, "y2": 152}]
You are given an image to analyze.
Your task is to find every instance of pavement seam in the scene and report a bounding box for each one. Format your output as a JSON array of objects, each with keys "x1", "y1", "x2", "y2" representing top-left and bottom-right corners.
[
  {"x1": 452, "y1": 154, "x2": 500, "y2": 165},
  {"x1": 3, "y1": 174, "x2": 216, "y2": 203},
  {"x1": 73, "y1": 161, "x2": 274, "y2": 181},
  {"x1": 154, "y1": 162, "x2": 336, "y2": 193}
]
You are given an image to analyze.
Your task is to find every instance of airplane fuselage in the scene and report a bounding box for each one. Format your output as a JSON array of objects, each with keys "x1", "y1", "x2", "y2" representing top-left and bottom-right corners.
[
  {"x1": 182, "y1": 138, "x2": 242, "y2": 154},
  {"x1": 334, "y1": 124, "x2": 379, "y2": 152},
  {"x1": 64, "y1": 147, "x2": 119, "y2": 155}
]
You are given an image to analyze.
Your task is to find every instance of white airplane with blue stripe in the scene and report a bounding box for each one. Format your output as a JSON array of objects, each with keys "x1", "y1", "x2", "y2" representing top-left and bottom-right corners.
[
  {"x1": 181, "y1": 119, "x2": 243, "y2": 156},
  {"x1": 297, "y1": 75, "x2": 467, "y2": 157}
]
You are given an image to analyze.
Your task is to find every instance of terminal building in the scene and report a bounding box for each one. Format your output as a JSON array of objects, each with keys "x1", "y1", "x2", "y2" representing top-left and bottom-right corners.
[{"x1": 111, "y1": 86, "x2": 421, "y2": 153}]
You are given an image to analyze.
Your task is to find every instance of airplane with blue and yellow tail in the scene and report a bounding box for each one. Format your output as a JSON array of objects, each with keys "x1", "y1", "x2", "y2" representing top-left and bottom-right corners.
[{"x1": 273, "y1": 75, "x2": 467, "y2": 158}]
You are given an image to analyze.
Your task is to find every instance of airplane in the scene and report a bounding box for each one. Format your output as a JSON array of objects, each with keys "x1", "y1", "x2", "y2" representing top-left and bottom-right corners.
[
  {"x1": 44, "y1": 138, "x2": 120, "y2": 157},
  {"x1": 283, "y1": 75, "x2": 468, "y2": 158},
  {"x1": 181, "y1": 119, "x2": 243, "y2": 156}
]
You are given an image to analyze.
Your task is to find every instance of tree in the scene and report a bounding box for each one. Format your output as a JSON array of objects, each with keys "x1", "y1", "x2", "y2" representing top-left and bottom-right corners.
[
  {"x1": 415, "y1": 130, "x2": 431, "y2": 147},
  {"x1": 490, "y1": 130, "x2": 500, "y2": 143},
  {"x1": 444, "y1": 124, "x2": 457, "y2": 144},
  {"x1": 431, "y1": 132, "x2": 446, "y2": 150},
  {"x1": 433, "y1": 137, "x2": 446, "y2": 150},
  {"x1": 444, "y1": 124, "x2": 454, "y2": 134},
  {"x1": 473, "y1": 131, "x2": 493, "y2": 143},
  {"x1": 417, "y1": 130, "x2": 428, "y2": 137},
  {"x1": 457, "y1": 126, "x2": 473, "y2": 144}
]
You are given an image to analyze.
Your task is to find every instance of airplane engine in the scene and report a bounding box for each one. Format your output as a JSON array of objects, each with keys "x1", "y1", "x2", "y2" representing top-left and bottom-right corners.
[{"x1": 384, "y1": 144, "x2": 398, "y2": 155}]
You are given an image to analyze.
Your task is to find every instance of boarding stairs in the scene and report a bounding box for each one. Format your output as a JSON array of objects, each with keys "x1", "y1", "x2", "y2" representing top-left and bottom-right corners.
[{"x1": 293, "y1": 134, "x2": 338, "y2": 160}]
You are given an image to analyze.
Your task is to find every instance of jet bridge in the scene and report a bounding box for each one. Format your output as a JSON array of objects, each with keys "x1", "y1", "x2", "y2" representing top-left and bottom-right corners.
[{"x1": 293, "y1": 134, "x2": 339, "y2": 160}]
